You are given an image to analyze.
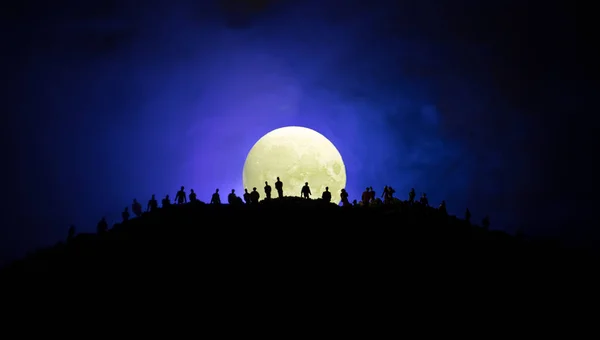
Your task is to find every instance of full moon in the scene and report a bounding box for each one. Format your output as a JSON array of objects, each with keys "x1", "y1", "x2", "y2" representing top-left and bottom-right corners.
[{"x1": 242, "y1": 126, "x2": 347, "y2": 203}]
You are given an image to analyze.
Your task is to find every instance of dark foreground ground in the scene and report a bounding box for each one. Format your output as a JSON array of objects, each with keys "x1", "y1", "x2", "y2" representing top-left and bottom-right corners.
[{"x1": 1, "y1": 198, "x2": 597, "y2": 317}]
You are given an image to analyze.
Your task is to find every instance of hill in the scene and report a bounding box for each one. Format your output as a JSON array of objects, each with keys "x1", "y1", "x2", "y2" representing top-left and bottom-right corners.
[
  {"x1": 0, "y1": 198, "x2": 597, "y2": 335},
  {"x1": 2, "y1": 196, "x2": 598, "y2": 323},
  {"x1": 2, "y1": 198, "x2": 595, "y2": 283}
]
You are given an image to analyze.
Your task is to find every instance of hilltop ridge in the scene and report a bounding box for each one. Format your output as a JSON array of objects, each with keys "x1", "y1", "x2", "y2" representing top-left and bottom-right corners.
[{"x1": 2, "y1": 197, "x2": 594, "y2": 281}]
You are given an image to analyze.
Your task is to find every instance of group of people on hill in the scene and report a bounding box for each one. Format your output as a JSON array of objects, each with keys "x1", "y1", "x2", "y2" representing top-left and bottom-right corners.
[{"x1": 88, "y1": 176, "x2": 490, "y2": 236}]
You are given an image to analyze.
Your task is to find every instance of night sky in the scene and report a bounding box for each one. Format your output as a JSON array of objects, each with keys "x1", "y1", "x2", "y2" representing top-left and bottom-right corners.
[{"x1": 1, "y1": 0, "x2": 587, "y2": 264}]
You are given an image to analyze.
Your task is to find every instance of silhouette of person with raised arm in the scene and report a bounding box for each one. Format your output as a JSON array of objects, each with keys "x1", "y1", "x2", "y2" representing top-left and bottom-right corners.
[
  {"x1": 322, "y1": 187, "x2": 332, "y2": 203},
  {"x1": 301, "y1": 182, "x2": 311, "y2": 199},
  {"x1": 369, "y1": 186, "x2": 375, "y2": 202},
  {"x1": 439, "y1": 200, "x2": 447, "y2": 215},
  {"x1": 465, "y1": 208, "x2": 471, "y2": 224},
  {"x1": 419, "y1": 193, "x2": 428, "y2": 206},
  {"x1": 243, "y1": 188, "x2": 251, "y2": 204},
  {"x1": 408, "y1": 188, "x2": 416, "y2": 204},
  {"x1": 275, "y1": 177, "x2": 283, "y2": 198},
  {"x1": 122, "y1": 207, "x2": 130, "y2": 222},
  {"x1": 264, "y1": 181, "x2": 272, "y2": 199},
  {"x1": 362, "y1": 187, "x2": 371, "y2": 206},
  {"x1": 189, "y1": 189, "x2": 197, "y2": 203},
  {"x1": 97, "y1": 217, "x2": 108, "y2": 234},
  {"x1": 482, "y1": 216, "x2": 490, "y2": 230},
  {"x1": 175, "y1": 186, "x2": 187, "y2": 204},
  {"x1": 147, "y1": 194, "x2": 158, "y2": 212},
  {"x1": 250, "y1": 187, "x2": 260, "y2": 203},
  {"x1": 132, "y1": 199, "x2": 142, "y2": 217},
  {"x1": 228, "y1": 189, "x2": 237, "y2": 204},
  {"x1": 67, "y1": 225, "x2": 76, "y2": 242},
  {"x1": 211, "y1": 189, "x2": 221, "y2": 204},
  {"x1": 340, "y1": 189, "x2": 350, "y2": 206},
  {"x1": 162, "y1": 195, "x2": 171, "y2": 208}
]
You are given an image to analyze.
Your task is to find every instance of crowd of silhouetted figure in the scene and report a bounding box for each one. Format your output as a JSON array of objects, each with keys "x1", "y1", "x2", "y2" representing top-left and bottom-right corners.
[
  {"x1": 6, "y1": 170, "x2": 597, "y2": 295},
  {"x1": 85, "y1": 176, "x2": 492, "y2": 240},
  {"x1": 14, "y1": 172, "x2": 600, "y2": 282}
]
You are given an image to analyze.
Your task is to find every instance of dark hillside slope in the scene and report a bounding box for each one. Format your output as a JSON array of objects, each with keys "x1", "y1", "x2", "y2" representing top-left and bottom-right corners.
[{"x1": 2, "y1": 198, "x2": 596, "y2": 300}]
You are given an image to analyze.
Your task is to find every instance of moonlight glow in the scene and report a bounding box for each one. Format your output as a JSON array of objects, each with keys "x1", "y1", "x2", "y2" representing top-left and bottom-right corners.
[{"x1": 242, "y1": 126, "x2": 347, "y2": 203}]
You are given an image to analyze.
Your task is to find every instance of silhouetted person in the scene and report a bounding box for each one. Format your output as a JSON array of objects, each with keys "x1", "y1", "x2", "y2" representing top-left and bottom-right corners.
[
  {"x1": 275, "y1": 177, "x2": 283, "y2": 198},
  {"x1": 175, "y1": 186, "x2": 187, "y2": 204},
  {"x1": 408, "y1": 188, "x2": 416, "y2": 204},
  {"x1": 387, "y1": 186, "x2": 396, "y2": 203},
  {"x1": 419, "y1": 193, "x2": 428, "y2": 206},
  {"x1": 67, "y1": 225, "x2": 76, "y2": 242},
  {"x1": 381, "y1": 186, "x2": 389, "y2": 203},
  {"x1": 211, "y1": 189, "x2": 221, "y2": 204},
  {"x1": 122, "y1": 207, "x2": 130, "y2": 222},
  {"x1": 228, "y1": 189, "x2": 237, "y2": 204},
  {"x1": 340, "y1": 189, "x2": 349, "y2": 206},
  {"x1": 189, "y1": 189, "x2": 197, "y2": 203},
  {"x1": 162, "y1": 195, "x2": 171, "y2": 208},
  {"x1": 97, "y1": 217, "x2": 108, "y2": 234},
  {"x1": 382, "y1": 185, "x2": 395, "y2": 204},
  {"x1": 250, "y1": 187, "x2": 260, "y2": 203},
  {"x1": 362, "y1": 187, "x2": 371, "y2": 206},
  {"x1": 439, "y1": 200, "x2": 447, "y2": 215},
  {"x1": 482, "y1": 216, "x2": 490, "y2": 230},
  {"x1": 264, "y1": 181, "x2": 272, "y2": 199},
  {"x1": 147, "y1": 194, "x2": 158, "y2": 212},
  {"x1": 369, "y1": 186, "x2": 375, "y2": 202},
  {"x1": 322, "y1": 187, "x2": 332, "y2": 203},
  {"x1": 243, "y1": 188, "x2": 251, "y2": 204},
  {"x1": 301, "y1": 182, "x2": 311, "y2": 199},
  {"x1": 352, "y1": 199, "x2": 358, "y2": 206},
  {"x1": 465, "y1": 208, "x2": 472, "y2": 224},
  {"x1": 132, "y1": 199, "x2": 142, "y2": 217}
]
